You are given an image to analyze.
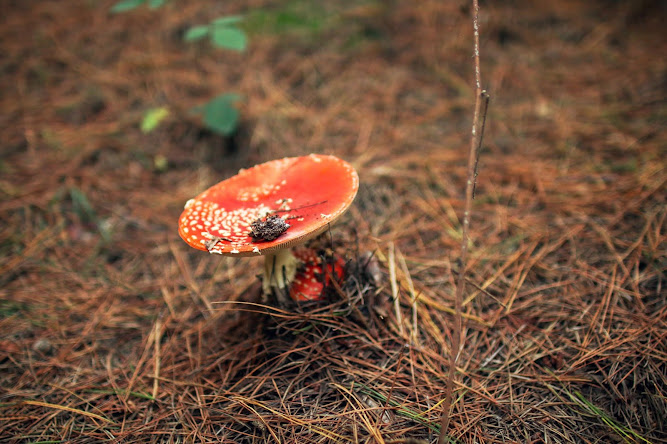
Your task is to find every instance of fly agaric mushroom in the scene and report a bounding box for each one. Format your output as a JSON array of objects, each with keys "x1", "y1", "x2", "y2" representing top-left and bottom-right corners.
[
  {"x1": 290, "y1": 248, "x2": 346, "y2": 301},
  {"x1": 178, "y1": 154, "x2": 358, "y2": 300}
]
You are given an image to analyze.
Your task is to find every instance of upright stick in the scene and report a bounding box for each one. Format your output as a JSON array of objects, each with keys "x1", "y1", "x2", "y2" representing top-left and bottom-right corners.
[{"x1": 438, "y1": 0, "x2": 484, "y2": 442}]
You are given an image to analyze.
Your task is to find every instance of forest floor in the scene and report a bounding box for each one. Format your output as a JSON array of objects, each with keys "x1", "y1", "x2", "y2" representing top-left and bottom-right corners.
[{"x1": 1, "y1": 0, "x2": 665, "y2": 443}]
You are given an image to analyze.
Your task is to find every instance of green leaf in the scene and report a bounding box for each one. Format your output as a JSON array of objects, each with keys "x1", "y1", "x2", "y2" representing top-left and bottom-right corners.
[
  {"x1": 200, "y1": 94, "x2": 242, "y2": 136},
  {"x1": 69, "y1": 187, "x2": 96, "y2": 223},
  {"x1": 211, "y1": 15, "x2": 244, "y2": 27},
  {"x1": 153, "y1": 154, "x2": 168, "y2": 172},
  {"x1": 147, "y1": 0, "x2": 166, "y2": 9},
  {"x1": 183, "y1": 25, "x2": 210, "y2": 42},
  {"x1": 211, "y1": 26, "x2": 247, "y2": 51},
  {"x1": 141, "y1": 107, "x2": 170, "y2": 133},
  {"x1": 110, "y1": 0, "x2": 145, "y2": 13}
]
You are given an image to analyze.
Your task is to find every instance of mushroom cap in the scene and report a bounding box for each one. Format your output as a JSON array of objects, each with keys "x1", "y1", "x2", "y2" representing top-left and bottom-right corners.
[
  {"x1": 178, "y1": 154, "x2": 359, "y2": 257},
  {"x1": 290, "y1": 248, "x2": 346, "y2": 302}
]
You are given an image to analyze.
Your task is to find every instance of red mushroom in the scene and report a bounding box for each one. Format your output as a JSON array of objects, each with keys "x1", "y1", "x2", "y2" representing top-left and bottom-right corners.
[
  {"x1": 178, "y1": 154, "x2": 358, "y2": 301},
  {"x1": 290, "y1": 248, "x2": 346, "y2": 301}
]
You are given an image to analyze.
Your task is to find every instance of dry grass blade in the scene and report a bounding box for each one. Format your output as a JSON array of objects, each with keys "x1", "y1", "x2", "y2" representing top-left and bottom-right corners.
[{"x1": 21, "y1": 400, "x2": 114, "y2": 424}]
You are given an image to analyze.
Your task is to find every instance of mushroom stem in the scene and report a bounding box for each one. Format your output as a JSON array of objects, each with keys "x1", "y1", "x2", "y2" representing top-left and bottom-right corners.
[{"x1": 262, "y1": 248, "x2": 299, "y2": 296}]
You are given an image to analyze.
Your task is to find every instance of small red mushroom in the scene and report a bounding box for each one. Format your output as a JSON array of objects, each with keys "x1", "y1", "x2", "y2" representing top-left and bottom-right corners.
[
  {"x1": 290, "y1": 248, "x2": 346, "y2": 301},
  {"x1": 178, "y1": 154, "x2": 358, "y2": 301}
]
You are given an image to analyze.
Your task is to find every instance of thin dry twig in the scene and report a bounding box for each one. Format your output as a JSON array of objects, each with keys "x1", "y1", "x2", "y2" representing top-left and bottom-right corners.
[{"x1": 439, "y1": 0, "x2": 486, "y2": 441}]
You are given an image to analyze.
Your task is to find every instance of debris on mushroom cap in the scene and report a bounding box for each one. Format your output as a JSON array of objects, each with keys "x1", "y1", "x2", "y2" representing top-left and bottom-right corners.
[
  {"x1": 249, "y1": 215, "x2": 290, "y2": 241},
  {"x1": 290, "y1": 248, "x2": 345, "y2": 302},
  {"x1": 177, "y1": 154, "x2": 359, "y2": 257}
]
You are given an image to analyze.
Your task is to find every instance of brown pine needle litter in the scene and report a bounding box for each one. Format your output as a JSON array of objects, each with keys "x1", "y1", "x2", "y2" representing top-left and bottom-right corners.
[{"x1": 1, "y1": 1, "x2": 665, "y2": 443}]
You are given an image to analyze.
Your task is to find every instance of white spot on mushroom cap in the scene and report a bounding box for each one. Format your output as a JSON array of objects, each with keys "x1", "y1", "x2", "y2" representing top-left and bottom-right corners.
[
  {"x1": 237, "y1": 182, "x2": 283, "y2": 202},
  {"x1": 181, "y1": 200, "x2": 275, "y2": 251}
]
